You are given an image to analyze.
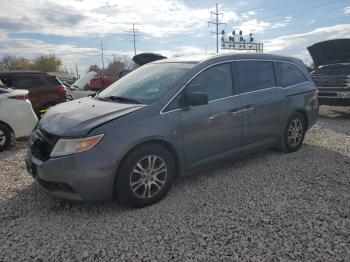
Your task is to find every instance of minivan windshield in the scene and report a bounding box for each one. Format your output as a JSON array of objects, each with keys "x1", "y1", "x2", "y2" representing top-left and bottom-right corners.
[{"x1": 97, "y1": 63, "x2": 193, "y2": 104}]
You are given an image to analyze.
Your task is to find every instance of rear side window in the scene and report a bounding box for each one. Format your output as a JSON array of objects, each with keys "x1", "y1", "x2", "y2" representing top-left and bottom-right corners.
[
  {"x1": 238, "y1": 61, "x2": 276, "y2": 92},
  {"x1": 13, "y1": 76, "x2": 43, "y2": 89},
  {"x1": 47, "y1": 77, "x2": 62, "y2": 86},
  {"x1": 278, "y1": 62, "x2": 308, "y2": 87},
  {"x1": 187, "y1": 63, "x2": 233, "y2": 101}
]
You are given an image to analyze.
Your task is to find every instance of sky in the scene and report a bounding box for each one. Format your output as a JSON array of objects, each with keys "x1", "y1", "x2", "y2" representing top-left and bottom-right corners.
[{"x1": 0, "y1": 0, "x2": 350, "y2": 74}]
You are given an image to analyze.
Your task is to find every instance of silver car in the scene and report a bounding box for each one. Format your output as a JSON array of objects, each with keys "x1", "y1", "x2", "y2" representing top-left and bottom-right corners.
[{"x1": 26, "y1": 54, "x2": 319, "y2": 207}]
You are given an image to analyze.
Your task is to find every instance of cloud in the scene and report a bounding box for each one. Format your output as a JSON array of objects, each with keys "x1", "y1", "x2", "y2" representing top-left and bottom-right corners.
[
  {"x1": 0, "y1": 30, "x2": 100, "y2": 73},
  {"x1": 0, "y1": 0, "x2": 242, "y2": 38},
  {"x1": 344, "y1": 6, "x2": 350, "y2": 14},
  {"x1": 0, "y1": 16, "x2": 42, "y2": 31},
  {"x1": 39, "y1": 2, "x2": 87, "y2": 27},
  {"x1": 238, "y1": 19, "x2": 271, "y2": 33},
  {"x1": 264, "y1": 24, "x2": 350, "y2": 57}
]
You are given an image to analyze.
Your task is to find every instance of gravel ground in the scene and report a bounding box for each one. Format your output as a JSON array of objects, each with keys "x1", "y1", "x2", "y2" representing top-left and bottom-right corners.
[{"x1": 0, "y1": 106, "x2": 349, "y2": 261}]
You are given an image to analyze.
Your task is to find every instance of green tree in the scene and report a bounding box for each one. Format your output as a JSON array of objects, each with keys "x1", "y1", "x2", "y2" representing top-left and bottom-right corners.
[{"x1": 31, "y1": 54, "x2": 62, "y2": 72}]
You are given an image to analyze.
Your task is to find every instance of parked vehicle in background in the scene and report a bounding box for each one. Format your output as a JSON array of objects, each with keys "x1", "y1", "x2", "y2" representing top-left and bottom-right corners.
[
  {"x1": 65, "y1": 71, "x2": 96, "y2": 100},
  {"x1": 85, "y1": 76, "x2": 118, "y2": 91},
  {"x1": 0, "y1": 71, "x2": 67, "y2": 117},
  {"x1": 0, "y1": 88, "x2": 37, "y2": 151},
  {"x1": 308, "y1": 39, "x2": 350, "y2": 106},
  {"x1": 26, "y1": 54, "x2": 318, "y2": 207},
  {"x1": 132, "y1": 53, "x2": 166, "y2": 66}
]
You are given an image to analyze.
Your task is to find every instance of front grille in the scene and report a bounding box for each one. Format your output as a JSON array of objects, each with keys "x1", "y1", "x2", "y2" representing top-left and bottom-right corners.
[
  {"x1": 319, "y1": 92, "x2": 337, "y2": 97},
  {"x1": 30, "y1": 128, "x2": 59, "y2": 161},
  {"x1": 311, "y1": 65, "x2": 350, "y2": 89}
]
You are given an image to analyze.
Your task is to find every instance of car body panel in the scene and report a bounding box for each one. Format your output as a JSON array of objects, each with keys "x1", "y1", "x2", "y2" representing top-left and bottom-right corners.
[
  {"x1": 0, "y1": 89, "x2": 38, "y2": 138},
  {"x1": 40, "y1": 97, "x2": 145, "y2": 137},
  {"x1": 85, "y1": 76, "x2": 118, "y2": 91},
  {"x1": 307, "y1": 39, "x2": 350, "y2": 68}
]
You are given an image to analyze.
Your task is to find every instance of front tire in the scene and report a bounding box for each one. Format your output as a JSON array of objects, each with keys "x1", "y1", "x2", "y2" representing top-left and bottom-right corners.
[
  {"x1": 279, "y1": 112, "x2": 306, "y2": 153},
  {"x1": 116, "y1": 144, "x2": 175, "y2": 208},
  {"x1": 0, "y1": 123, "x2": 12, "y2": 152}
]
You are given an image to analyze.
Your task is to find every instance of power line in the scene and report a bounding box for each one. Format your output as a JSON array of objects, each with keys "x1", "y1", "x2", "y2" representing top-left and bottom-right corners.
[
  {"x1": 128, "y1": 24, "x2": 139, "y2": 56},
  {"x1": 208, "y1": 3, "x2": 226, "y2": 53}
]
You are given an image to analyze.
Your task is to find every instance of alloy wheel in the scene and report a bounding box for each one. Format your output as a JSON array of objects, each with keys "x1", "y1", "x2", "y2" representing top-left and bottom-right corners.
[
  {"x1": 288, "y1": 119, "x2": 303, "y2": 146},
  {"x1": 0, "y1": 130, "x2": 6, "y2": 146},
  {"x1": 129, "y1": 155, "x2": 168, "y2": 199}
]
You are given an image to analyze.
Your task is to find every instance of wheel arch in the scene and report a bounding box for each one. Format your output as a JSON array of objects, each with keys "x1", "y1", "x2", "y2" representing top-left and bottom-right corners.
[
  {"x1": 0, "y1": 120, "x2": 14, "y2": 135},
  {"x1": 113, "y1": 138, "x2": 182, "y2": 198},
  {"x1": 295, "y1": 109, "x2": 308, "y2": 130}
]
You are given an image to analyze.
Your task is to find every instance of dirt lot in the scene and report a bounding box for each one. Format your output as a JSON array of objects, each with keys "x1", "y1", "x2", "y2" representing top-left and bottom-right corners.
[{"x1": 0, "y1": 106, "x2": 349, "y2": 261}]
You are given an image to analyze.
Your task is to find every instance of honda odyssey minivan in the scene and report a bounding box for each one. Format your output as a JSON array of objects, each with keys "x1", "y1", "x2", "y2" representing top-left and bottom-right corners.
[{"x1": 26, "y1": 54, "x2": 319, "y2": 207}]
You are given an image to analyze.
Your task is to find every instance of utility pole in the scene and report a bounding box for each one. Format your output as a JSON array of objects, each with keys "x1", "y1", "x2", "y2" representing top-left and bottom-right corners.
[
  {"x1": 100, "y1": 40, "x2": 105, "y2": 77},
  {"x1": 128, "y1": 24, "x2": 139, "y2": 56},
  {"x1": 74, "y1": 64, "x2": 79, "y2": 79},
  {"x1": 208, "y1": 3, "x2": 225, "y2": 54}
]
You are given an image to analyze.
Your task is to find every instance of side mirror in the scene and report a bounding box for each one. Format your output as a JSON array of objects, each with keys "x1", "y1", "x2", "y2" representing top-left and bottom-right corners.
[{"x1": 184, "y1": 91, "x2": 208, "y2": 107}]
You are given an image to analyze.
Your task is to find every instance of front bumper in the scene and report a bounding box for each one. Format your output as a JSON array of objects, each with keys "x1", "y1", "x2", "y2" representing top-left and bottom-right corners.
[
  {"x1": 25, "y1": 146, "x2": 117, "y2": 202},
  {"x1": 318, "y1": 90, "x2": 350, "y2": 106}
]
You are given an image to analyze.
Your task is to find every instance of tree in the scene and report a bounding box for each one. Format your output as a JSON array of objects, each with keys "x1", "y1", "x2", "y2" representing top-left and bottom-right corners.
[
  {"x1": 12, "y1": 57, "x2": 32, "y2": 69},
  {"x1": 31, "y1": 54, "x2": 62, "y2": 72},
  {"x1": 105, "y1": 60, "x2": 125, "y2": 76},
  {"x1": 87, "y1": 65, "x2": 101, "y2": 76}
]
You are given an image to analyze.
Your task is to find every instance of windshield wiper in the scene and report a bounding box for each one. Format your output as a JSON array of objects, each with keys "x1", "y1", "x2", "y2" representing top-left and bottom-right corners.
[{"x1": 100, "y1": 96, "x2": 141, "y2": 104}]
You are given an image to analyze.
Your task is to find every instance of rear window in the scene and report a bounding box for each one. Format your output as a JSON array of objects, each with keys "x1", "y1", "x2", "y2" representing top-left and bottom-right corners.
[
  {"x1": 13, "y1": 76, "x2": 43, "y2": 89},
  {"x1": 278, "y1": 62, "x2": 308, "y2": 87},
  {"x1": 238, "y1": 61, "x2": 276, "y2": 92}
]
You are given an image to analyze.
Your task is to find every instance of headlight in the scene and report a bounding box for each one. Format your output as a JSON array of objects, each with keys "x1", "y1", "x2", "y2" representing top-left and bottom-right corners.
[{"x1": 50, "y1": 134, "x2": 104, "y2": 157}]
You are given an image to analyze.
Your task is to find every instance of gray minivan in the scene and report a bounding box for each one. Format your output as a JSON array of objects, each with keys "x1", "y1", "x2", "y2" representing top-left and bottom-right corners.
[{"x1": 26, "y1": 54, "x2": 319, "y2": 207}]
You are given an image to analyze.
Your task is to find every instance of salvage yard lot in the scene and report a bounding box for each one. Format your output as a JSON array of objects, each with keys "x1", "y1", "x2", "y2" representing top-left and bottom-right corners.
[{"x1": 0, "y1": 106, "x2": 349, "y2": 261}]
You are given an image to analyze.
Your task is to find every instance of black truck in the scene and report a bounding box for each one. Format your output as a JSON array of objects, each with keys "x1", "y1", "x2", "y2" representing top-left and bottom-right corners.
[{"x1": 308, "y1": 39, "x2": 350, "y2": 106}]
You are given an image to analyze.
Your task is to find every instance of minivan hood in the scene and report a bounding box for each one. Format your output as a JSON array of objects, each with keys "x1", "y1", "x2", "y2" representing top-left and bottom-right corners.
[
  {"x1": 40, "y1": 97, "x2": 145, "y2": 136},
  {"x1": 307, "y1": 39, "x2": 350, "y2": 68}
]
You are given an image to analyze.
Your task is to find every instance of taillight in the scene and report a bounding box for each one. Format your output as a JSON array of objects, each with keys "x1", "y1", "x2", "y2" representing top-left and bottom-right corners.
[
  {"x1": 57, "y1": 86, "x2": 66, "y2": 96},
  {"x1": 8, "y1": 94, "x2": 28, "y2": 100}
]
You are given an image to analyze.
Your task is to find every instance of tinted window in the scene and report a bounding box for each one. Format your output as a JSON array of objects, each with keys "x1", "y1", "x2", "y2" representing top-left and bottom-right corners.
[
  {"x1": 238, "y1": 61, "x2": 276, "y2": 92},
  {"x1": 187, "y1": 63, "x2": 233, "y2": 101},
  {"x1": 278, "y1": 62, "x2": 308, "y2": 87},
  {"x1": 14, "y1": 77, "x2": 43, "y2": 89},
  {"x1": 47, "y1": 77, "x2": 62, "y2": 86}
]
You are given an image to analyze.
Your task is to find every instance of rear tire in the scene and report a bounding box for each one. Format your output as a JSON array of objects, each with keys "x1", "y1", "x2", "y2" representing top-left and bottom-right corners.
[
  {"x1": 279, "y1": 112, "x2": 306, "y2": 153},
  {"x1": 0, "y1": 123, "x2": 12, "y2": 152},
  {"x1": 116, "y1": 144, "x2": 175, "y2": 208}
]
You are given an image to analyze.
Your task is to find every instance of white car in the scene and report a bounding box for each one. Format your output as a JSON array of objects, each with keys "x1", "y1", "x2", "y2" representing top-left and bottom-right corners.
[{"x1": 0, "y1": 88, "x2": 38, "y2": 151}]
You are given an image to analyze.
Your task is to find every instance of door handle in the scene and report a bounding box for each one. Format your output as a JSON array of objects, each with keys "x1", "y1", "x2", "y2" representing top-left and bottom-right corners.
[
  {"x1": 208, "y1": 115, "x2": 215, "y2": 120},
  {"x1": 242, "y1": 105, "x2": 254, "y2": 113},
  {"x1": 229, "y1": 108, "x2": 241, "y2": 115}
]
